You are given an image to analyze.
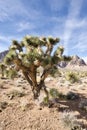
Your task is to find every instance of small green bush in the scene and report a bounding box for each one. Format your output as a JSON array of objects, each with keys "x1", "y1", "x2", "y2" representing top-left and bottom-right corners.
[
  {"x1": 49, "y1": 88, "x2": 66, "y2": 99},
  {"x1": 43, "y1": 97, "x2": 49, "y2": 105},
  {"x1": 5, "y1": 68, "x2": 17, "y2": 79},
  {"x1": 65, "y1": 71, "x2": 79, "y2": 83},
  {"x1": 49, "y1": 88, "x2": 59, "y2": 98}
]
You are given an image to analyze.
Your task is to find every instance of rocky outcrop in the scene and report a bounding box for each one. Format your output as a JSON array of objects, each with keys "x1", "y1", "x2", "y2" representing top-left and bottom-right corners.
[
  {"x1": 58, "y1": 55, "x2": 86, "y2": 68},
  {"x1": 58, "y1": 61, "x2": 67, "y2": 68},
  {"x1": 68, "y1": 55, "x2": 86, "y2": 66},
  {"x1": 0, "y1": 50, "x2": 8, "y2": 62}
]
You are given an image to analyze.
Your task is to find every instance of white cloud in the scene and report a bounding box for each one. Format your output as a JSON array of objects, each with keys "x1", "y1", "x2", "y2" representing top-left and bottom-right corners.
[
  {"x1": 0, "y1": 35, "x2": 12, "y2": 52},
  {"x1": 66, "y1": 19, "x2": 87, "y2": 29},
  {"x1": 0, "y1": 35, "x2": 12, "y2": 42},
  {"x1": 17, "y1": 22, "x2": 36, "y2": 32},
  {"x1": 0, "y1": 44, "x2": 9, "y2": 52},
  {"x1": 0, "y1": 34, "x2": 22, "y2": 52},
  {"x1": 0, "y1": 0, "x2": 41, "y2": 22},
  {"x1": 72, "y1": 31, "x2": 87, "y2": 52},
  {"x1": 0, "y1": 0, "x2": 26, "y2": 21},
  {"x1": 0, "y1": 35, "x2": 21, "y2": 42},
  {"x1": 74, "y1": 42, "x2": 87, "y2": 52},
  {"x1": 48, "y1": 0, "x2": 67, "y2": 11},
  {"x1": 63, "y1": 0, "x2": 83, "y2": 55}
]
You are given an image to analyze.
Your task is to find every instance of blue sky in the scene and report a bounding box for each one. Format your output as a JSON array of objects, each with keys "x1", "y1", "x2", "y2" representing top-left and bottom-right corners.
[{"x1": 0, "y1": 0, "x2": 87, "y2": 61}]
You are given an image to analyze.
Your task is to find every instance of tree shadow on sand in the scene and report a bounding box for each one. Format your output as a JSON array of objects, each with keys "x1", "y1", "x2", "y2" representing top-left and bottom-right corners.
[{"x1": 55, "y1": 92, "x2": 87, "y2": 129}]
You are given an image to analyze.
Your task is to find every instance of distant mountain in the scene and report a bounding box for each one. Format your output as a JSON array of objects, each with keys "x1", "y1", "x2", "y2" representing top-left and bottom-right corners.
[
  {"x1": 58, "y1": 55, "x2": 86, "y2": 68},
  {"x1": 0, "y1": 50, "x2": 8, "y2": 62},
  {"x1": 58, "y1": 61, "x2": 67, "y2": 68},
  {"x1": 67, "y1": 55, "x2": 86, "y2": 66}
]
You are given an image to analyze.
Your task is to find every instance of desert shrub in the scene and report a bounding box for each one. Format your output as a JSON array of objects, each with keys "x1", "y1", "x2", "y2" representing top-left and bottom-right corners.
[
  {"x1": 8, "y1": 69, "x2": 17, "y2": 79},
  {"x1": 79, "y1": 99, "x2": 87, "y2": 111},
  {"x1": 43, "y1": 97, "x2": 49, "y2": 105},
  {"x1": 49, "y1": 66, "x2": 62, "y2": 78},
  {"x1": 66, "y1": 91, "x2": 79, "y2": 100},
  {"x1": 42, "y1": 88, "x2": 65, "y2": 107},
  {"x1": 47, "y1": 89, "x2": 79, "y2": 101},
  {"x1": 49, "y1": 88, "x2": 65, "y2": 100},
  {"x1": 80, "y1": 72, "x2": 87, "y2": 78},
  {"x1": 61, "y1": 111, "x2": 83, "y2": 130},
  {"x1": 49, "y1": 90, "x2": 79, "y2": 101},
  {"x1": 6, "y1": 90, "x2": 25, "y2": 99},
  {"x1": 0, "y1": 101, "x2": 8, "y2": 112},
  {"x1": 65, "y1": 71, "x2": 79, "y2": 83},
  {"x1": 4, "y1": 68, "x2": 17, "y2": 79},
  {"x1": 49, "y1": 88, "x2": 59, "y2": 98},
  {"x1": 54, "y1": 69, "x2": 62, "y2": 78}
]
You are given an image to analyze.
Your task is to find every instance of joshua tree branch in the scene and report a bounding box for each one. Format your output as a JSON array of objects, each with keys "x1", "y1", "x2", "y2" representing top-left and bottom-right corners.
[{"x1": 22, "y1": 71, "x2": 33, "y2": 86}]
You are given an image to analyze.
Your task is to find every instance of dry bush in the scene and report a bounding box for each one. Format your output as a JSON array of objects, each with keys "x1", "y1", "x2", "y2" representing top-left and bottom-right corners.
[
  {"x1": 79, "y1": 99, "x2": 87, "y2": 111},
  {"x1": 66, "y1": 91, "x2": 79, "y2": 100},
  {"x1": 61, "y1": 111, "x2": 84, "y2": 130},
  {"x1": 0, "y1": 101, "x2": 8, "y2": 112},
  {"x1": 6, "y1": 90, "x2": 25, "y2": 99}
]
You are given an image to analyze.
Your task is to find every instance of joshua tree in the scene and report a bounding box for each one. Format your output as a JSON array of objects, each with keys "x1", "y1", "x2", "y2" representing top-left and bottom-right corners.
[{"x1": 3, "y1": 35, "x2": 71, "y2": 99}]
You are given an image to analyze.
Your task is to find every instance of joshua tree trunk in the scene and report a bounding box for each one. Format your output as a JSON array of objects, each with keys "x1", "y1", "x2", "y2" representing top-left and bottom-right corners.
[{"x1": 22, "y1": 68, "x2": 49, "y2": 99}]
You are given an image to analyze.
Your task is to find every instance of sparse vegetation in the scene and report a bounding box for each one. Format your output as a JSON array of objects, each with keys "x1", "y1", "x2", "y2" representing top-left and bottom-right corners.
[
  {"x1": 66, "y1": 91, "x2": 79, "y2": 100},
  {"x1": 49, "y1": 88, "x2": 65, "y2": 99},
  {"x1": 0, "y1": 101, "x2": 8, "y2": 112},
  {"x1": 61, "y1": 111, "x2": 83, "y2": 130},
  {"x1": 79, "y1": 99, "x2": 87, "y2": 111},
  {"x1": 0, "y1": 35, "x2": 87, "y2": 130},
  {"x1": 65, "y1": 71, "x2": 79, "y2": 83},
  {"x1": 80, "y1": 72, "x2": 87, "y2": 78},
  {"x1": 5, "y1": 67, "x2": 17, "y2": 79},
  {"x1": 6, "y1": 90, "x2": 25, "y2": 99},
  {"x1": 49, "y1": 88, "x2": 59, "y2": 98}
]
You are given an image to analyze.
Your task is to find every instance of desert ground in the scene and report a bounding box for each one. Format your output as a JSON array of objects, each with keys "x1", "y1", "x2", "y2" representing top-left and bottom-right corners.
[{"x1": 0, "y1": 66, "x2": 87, "y2": 130}]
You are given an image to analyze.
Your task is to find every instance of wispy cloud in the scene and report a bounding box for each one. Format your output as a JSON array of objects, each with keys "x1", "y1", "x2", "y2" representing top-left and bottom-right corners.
[
  {"x1": 66, "y1": 18, "x2": 87, "y2": 28},
  {"x1": 63, "y1": 0, "x2": 83, "y2": 55},
  {"x1": 0, "y1": 34, "x2": 22, "y2": 52},
  {"x1": 47, "y1": 0, "x2": 67, "y2": 11},
  {"x1": 74, "y1": 42, "x2": 87, "y2": 52},
  {"x1": 17, "y1": 22, "x2": 36, "y2": 32},
  {"x1": 0, "y1": 35, "x2": 12, "y2": 42},
  {"x1": 0, "y1": 0, "x2": 26, "y2": 21},
  {"x1": 0, "y1": 35, "x2": 10, "y2": 51},
  {"x1": 72, "y1": 31, "x2": 87, "y2": 52},
  {"x1": 0, "y1": 0, "x2": 87, "y2": 60},
  {"x1": 0, "y1": 0, "x2": 41, "y2": 22},
  {"x1": 0, "y1": 45, "x2": 8, "y2": 52}
]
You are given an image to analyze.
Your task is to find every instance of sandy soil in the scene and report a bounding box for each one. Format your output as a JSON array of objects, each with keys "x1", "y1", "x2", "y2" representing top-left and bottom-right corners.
[{"x1": 0, "y1": 67, "x2": 87, "y2": 130}]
